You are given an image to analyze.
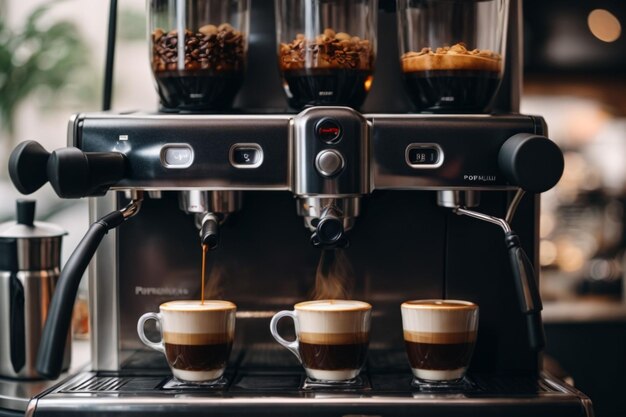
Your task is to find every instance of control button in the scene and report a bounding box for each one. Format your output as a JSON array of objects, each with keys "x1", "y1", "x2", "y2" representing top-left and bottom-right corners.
[
  {"x1": 405, "y1": 144, "x2": 444, "y2": 169},
  {"x1": 316, "y1": 118, "x2": 342, "y2": 143},
  {"x1": 233, "y1": 148, "x2": 258, "y2": 165},
  {"x1": 315, "y1": 150, "x2": 345, "y2": 177},
  {"x1": 229, "y1": 143, "x2": 263, "y2": 168},
  {"x1": 161, "y1": 144, "x2": 194, "y2": 169},
  {"x1": 408, "y1": 148, "x2": 438, "y2": 164}
]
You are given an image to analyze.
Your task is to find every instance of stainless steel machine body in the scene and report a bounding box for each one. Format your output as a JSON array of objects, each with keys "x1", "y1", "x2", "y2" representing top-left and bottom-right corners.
[{"x1": 19, "y1": 108, "x2": 586, "y2": 417}]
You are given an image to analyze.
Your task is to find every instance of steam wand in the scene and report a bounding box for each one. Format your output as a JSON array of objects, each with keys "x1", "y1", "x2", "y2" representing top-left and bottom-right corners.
[
  {"x1": 36, "y1": 193, "x2": 144, "y2": 379},
  {"x1": 452, "y1": 199, "x2": 546, "y2": 353},
  {"x1": 446, "y1": 131, "x2": 565, "y2": 353}
]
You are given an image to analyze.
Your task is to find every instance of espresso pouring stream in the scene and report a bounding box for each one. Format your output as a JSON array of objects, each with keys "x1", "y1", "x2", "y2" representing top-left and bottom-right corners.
[{"x1": 201, "y1": 244, "x2": 208, "y2": 304}]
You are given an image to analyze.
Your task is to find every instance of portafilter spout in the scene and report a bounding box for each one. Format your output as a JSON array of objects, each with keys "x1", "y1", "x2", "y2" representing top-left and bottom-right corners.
[
  {"x1": 297, "y1": 197, "x2": 360, "y2": 249},
  {"x1": 179, "y1": 190, "x2": 242, "y2": 249}
]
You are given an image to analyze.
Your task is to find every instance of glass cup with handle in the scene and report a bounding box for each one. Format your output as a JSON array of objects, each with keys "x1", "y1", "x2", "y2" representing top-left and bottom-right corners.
[
  {"x1": 270, "y1": 299, "x2": 371, "y2": 383},
  {"x1": 401, "y1": 299, "x2": 479, "y2": 384},
  {"x1": 137, "y1": 300, "x2": 236, "y2": 383}
]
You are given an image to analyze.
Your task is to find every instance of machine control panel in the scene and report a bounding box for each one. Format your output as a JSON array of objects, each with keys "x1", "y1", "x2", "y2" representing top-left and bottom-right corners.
[
  {"x1": 160, "y1": 144, "x2": 194, "y2": 169},
  {"x1": 405, "y1": 144, "x2": 443, "y2": 169},
  {"x1": 293, "y1": 107, "x2": 369, "y2": 196},
  {"x1": 229, "y1": 143, "x2": 264, "y2": 168},
  {"x1": 70, "y1": 112, "x2": 545, "y2": 191}
]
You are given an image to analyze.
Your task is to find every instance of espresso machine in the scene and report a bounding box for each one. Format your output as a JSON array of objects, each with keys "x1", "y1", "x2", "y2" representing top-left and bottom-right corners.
[{"x1": 2, "y1": 0, "x2": 593, "y2": 416}]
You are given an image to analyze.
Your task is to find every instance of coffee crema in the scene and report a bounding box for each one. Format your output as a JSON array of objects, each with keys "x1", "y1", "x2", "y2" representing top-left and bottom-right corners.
[
  {"x1": 295, "y1": 299, "x2": 371, "y2": 312},
  {"x1": 163, "y1": 332, "x2": 233, "y2": 345},
  {"x1": 401, "y1": 300, "x2": 477, "y2": 310},
  {"x1": 300, "y1": 331, "x2": 368, "y2": 345},
  {"x1": 160, "y1": 300, "x2": 236, "y2": 311},
  {"x1": 403, "y1": 330, "x2": 476, "y2": 344}
]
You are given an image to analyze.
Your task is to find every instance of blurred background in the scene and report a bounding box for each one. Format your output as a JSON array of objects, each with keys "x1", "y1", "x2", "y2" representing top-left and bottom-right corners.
[{"x1": 0, "y1": 0, "x2": 624, "y2": 416}]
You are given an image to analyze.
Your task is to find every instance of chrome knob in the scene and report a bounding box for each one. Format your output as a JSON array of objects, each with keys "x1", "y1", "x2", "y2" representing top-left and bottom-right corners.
[{"x1": 315, "y1": 149, "x2": 344, "y2": 177}]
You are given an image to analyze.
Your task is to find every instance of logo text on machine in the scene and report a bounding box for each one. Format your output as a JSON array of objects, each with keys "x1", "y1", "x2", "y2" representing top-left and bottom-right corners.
[
  {"x1": 464, "y1": 174, "x2": 497, "y2": 182},
  {"x1": 135, "y1": 286, "x2": 190, "y2": 296}
]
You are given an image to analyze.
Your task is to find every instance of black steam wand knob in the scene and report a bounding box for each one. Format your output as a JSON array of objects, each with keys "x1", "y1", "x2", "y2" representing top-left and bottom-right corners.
[
  {"x1": 8, "y1": 141, "x2": 50, "y2": 195},
  {"x1": 8, "y1": 140, "x2": 126, "y2": 198},
  {"x1": 498, "y1": 133, "x2": 564, "y2": 193},
  {"x1": 36, "y1": 194, "x2": 143, "y2": 379},
  {"x1": 453, "y1": 207, "x2": 545, "y2": 352}
]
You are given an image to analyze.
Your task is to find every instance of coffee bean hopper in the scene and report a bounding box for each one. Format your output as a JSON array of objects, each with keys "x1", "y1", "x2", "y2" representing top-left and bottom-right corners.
[{"x1": 1, "y1": 0, "x2": 593, "y2": 416}]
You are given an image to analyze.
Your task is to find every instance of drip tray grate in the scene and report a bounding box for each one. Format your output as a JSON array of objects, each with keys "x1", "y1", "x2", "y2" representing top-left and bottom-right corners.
[{"x1": 61, "y1": 375, "x2": 166, "y2": 393}]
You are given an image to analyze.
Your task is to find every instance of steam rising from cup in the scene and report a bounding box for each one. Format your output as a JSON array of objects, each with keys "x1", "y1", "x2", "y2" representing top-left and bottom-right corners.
[{"x1": 311, "y1": 250, "x2": 354, "y2": 300}]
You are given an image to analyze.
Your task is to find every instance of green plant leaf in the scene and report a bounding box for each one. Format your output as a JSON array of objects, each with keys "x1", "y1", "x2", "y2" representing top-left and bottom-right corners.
[{"x1": 0, "y1": 0, "x2": 90, "y2": 136}]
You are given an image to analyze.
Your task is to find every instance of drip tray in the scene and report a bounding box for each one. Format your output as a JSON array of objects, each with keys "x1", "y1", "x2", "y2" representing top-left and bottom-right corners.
[
  {"x1": 57, "y1": 369, "x2": 574, "y2": 396},
  {"x1": 44, "y1": 349, "x2": 591, "y2": 417},
  {"x1": 42, "y1": 370, "x2": 591, "y2": 417}
]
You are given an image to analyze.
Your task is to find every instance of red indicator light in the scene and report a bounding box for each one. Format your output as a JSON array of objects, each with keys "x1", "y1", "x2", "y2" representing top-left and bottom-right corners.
[{"x1": 316, "y1": 119, "x2": 342, "y2": 143}]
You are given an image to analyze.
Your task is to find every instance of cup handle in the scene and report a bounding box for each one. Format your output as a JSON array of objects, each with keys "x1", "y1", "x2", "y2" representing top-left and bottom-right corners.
[
  {"x1": 269, "y1": 310, "x2": 301, "y2": 363},
  {"x1": 137, "y1": 312, "x2": 165, "y2": 354}
]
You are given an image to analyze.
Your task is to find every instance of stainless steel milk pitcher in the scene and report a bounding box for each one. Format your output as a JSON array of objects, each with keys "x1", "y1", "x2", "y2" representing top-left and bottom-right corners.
[{"x1": 0, "y1": 200, "x2": 69, "y2": 379}]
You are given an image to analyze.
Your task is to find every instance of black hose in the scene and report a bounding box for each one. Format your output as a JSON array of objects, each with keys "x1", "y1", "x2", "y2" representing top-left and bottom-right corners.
[
  {"x1": 505, "y1": 231, "x2": 546, "y2": 352},
  {"x1": 36, "y1": 211, "x2": 125, "y2": 379}
]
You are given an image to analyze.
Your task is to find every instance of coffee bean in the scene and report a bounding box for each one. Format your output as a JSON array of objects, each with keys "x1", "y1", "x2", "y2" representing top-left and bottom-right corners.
[
  {"x1": 199, "y1": 24, "x2": 217, "y2": 36},
  {"x1": 400, "y1": 43, "x2": 501, "y2": 62},
  {"x1": 279, "y1": 29, "x2": 373, "y2": 71},
  {"x1": 153, "y1": 28, "x2": 164, "y2": 41},
  {"x1": 152, "y1": 23, "x2": 245, "y2": 73}
]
